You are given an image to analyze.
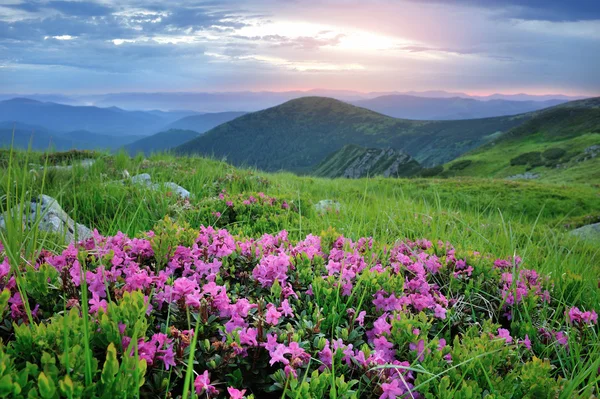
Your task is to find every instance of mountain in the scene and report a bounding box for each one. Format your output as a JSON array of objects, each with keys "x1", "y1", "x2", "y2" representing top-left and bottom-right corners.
[
  {"x1": 175, "y1": 96, "x2": 535, "y2": 172},
  {"x1": 0, "y1": 125, "x2": 140, "y2": 151},
  {"x1": 442, "y1": 97, "x2": 600, "y2": 183},
  {"x1": 0, "y1": 98, "x2": 177, "y2": 136},
  {"x1": 351, "y1": 95, "x2": 565, "y2": 120},
  {"x1": 314, "y1": 144, "x2": 422, "y2": 178},
  {"x1": 60, "y1": 130, "x2": 142, "y2": 149},
  {"x1": 125, "y1": 129, "x2": 201, "y2": 156},
  {"x1": 63, "y1": 90, "x2": 584, "y2": 112},
  {"x1": 162, "y1": 112, "x2": 247, "y2": 133}
]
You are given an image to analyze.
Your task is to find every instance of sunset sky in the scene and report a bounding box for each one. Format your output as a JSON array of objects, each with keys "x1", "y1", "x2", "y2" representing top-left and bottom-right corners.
[{"x1": 1, "y1": 0, "x2": 599, "y2": 95}]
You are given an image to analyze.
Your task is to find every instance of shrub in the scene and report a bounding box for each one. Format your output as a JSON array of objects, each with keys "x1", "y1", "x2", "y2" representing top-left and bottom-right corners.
[
  {"x1": 0, "y1": 225, "x2": 596, "y2": 398},
  {"x1": 510, "y1": 151, "x2": 542, "y2": 166},
  {"x1": 420, "y1": 165, "x2": 444, "y2": 177},
  {"x1": 542, "y1": 147, "x2": 566, "y2": 160},
  {"x1": 449, "y1": 159, "x2": 473, "y2": 171}
]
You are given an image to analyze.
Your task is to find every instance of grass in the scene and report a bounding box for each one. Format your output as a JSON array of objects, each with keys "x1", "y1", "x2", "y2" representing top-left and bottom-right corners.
[
  {"x1": 1, "y1": 148, "x2": 600, "y2": 397},
  {"x1": 444, "y1": 132, "x2": 600, "y2": 183}
]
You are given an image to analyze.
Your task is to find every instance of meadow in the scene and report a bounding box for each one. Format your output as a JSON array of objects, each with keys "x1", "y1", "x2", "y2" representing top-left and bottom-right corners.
[{"x1": 0, "y1": 148, "x2": 599, "y2": 398}]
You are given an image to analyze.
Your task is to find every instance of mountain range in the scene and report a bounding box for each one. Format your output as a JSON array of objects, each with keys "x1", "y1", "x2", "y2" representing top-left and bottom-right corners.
[
  {"x1": 351, "y1": 95, "x2": 566, "y2": 120},
  {"x1": 175, "y1": 96, "x2": 532, "y2": 172},
  {"x1": 0, "y1": 98, "x2": 198, "y2": 137},
  {"x1": 0, "y1": 90, "x2": 584, "y2": 113}
]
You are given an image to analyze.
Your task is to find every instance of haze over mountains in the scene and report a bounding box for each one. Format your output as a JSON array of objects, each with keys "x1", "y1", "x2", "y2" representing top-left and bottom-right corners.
[
  {"x1": 351, "y1": 96, "x2": 566, "y2": 120},
  {"x1": 0, "y1": 90, "x2": 584, "y2": 113}
]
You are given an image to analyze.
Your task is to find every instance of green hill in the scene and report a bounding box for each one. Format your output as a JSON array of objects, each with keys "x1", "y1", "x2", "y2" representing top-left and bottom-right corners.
[
  {"x1": 162, "y1": 111, "x2": 246, "y2": 133},
  {"x1": 313, "y1": 144, "x2": 422, "y2": 178},
  {"x1": 125, "y1": 129, "x2": 200, "y2": 156},
  {"x1": 175, "y1": 97, "x2": 532, "y2": 172},
  {"x1": 442, "y1": 97, "x2": 600, "y2": 183}
]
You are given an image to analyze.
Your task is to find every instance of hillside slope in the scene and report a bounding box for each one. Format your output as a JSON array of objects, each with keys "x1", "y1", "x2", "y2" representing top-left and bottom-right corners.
[
  {"x1": 125, "y1": 129, "x2": 200, "y2": 155},
  {"x1": 176, "y1": 97, "x2": 533, "y2": 172},
  {"x1": 352, "y1": 95, "x2": 565, "y2": 120},
  {"x1": 314, "y1": 144, "x2": 422, "y2": 178},
  {"x1": 443, "y1": 97, "x2": 600, "y2": 183},
  {"x1": 162, "y1": 112, "x2": 246, "y2": 133}
]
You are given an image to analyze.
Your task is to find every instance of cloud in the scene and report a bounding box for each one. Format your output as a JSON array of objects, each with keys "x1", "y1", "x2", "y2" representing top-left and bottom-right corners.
[
  {"x1": 0, "y1": 0, "x2": 598, "y2": 95},
  {"x1": 404, "y1": 0, "x2": 600, "y2": 22}
]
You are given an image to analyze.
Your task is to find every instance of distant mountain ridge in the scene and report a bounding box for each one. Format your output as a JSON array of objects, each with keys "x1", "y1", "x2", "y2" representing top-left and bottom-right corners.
[
  {"x1": 125, "y1": 129, "x2": 200, "y2": 156},
  {"x1": 0, "y1": 90, "x2": 585, "y2": 113},
  {"x1": 314, "y1": 145, "x2": 422, "y2": 178},
  {"x1": 0, "y1": 98, "x2": 198, "y2": 137},
  {"x1": 351, "y1": 95, "x2": 566, "y2": 120},
  {"x1": 175, "y1": 96, "x2": 536, "y2": 172}
]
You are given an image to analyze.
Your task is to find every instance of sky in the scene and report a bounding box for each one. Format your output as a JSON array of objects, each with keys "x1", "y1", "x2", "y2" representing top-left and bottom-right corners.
[{"x1": 1, "y1": 0, "x2": 599, "y2": 95}]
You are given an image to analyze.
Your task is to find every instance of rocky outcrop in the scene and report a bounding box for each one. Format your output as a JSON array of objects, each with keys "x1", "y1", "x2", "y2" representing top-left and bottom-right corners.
[
  {"x1": 314, "y1": 145, "x2": 422, "y2": 179},
  {"x1": 570, "y1": 223, "x2": 600, "y2": 241},
  {"x1": 0, "y1": 195, "x2": 92, "y2": 243},
  {"x1": 129, "y1": 174, "x2": 191, "y2": 199}
]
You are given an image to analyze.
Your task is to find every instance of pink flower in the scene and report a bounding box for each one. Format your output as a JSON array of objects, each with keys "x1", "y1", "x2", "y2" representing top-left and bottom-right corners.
[
  {"x1": 265, "y1": 304, "x2": 282, "y2": 325},
  {"x1": 521, "y1": 334, "x2": 532, "y2": 350},
  {"x1": 227, "y1": 387, "x2": 246, "y2": 399},
  {"x1": 380, "y1": 378, "x2": 407, "y2": 399},
  {"x1": 434, "y1": 304, "x2": 447, "y2": 319},
  {"x1": 496, "y1": 328, "x2": 513, "y2": 344},
  {"x1": 280, "y1": 299, "x2": 294, "y2": 317},
  {"x1": 194, "y1": 371, "x2": 218, "y2": 396},
  {"x1": 269, "y1": 344, "x2": 290, "y2": 366}
]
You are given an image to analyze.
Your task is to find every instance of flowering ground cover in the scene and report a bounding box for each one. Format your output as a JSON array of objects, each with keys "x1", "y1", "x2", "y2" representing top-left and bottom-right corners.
[{"x1": 0, "y1": 150, "x2": 599, "y2": 398}]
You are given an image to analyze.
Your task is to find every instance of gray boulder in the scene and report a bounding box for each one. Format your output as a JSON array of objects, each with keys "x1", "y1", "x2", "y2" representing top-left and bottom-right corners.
[
  {"x1": 570, "y1": 223, "x2": 600, "y2": 241},
  {"x1": 0, "y1": 195, "x2": 92, "y2": 243},
  {"x1": 129, "y1": 174, "x2": 191, "y2": 199}
]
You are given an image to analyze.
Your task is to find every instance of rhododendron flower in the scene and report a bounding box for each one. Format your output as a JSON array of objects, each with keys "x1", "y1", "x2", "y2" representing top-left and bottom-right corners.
[
  {"x1": 195, "y1": 371, "x2": 218, "y2": 396},
  {"x1": 280, "y1": 299, "x2": 294, "y2": 317},
  {"x1": 567, "y1": 306, "x2": 598, "y2": 325},
  {"x1": 380, "y1": 378, "x2": 407, "y2": 399},
  {"x1": 265, "y1": 304, "x2": 282, "y2": 325},
  {"x1": 227, "y1": 387, "x2": 246, "y2": 399},
  {"x1": 521, "y1": 334, "x2": 532, "y2": 350},
  {"x1": 497, "y1": 328, "x2": 513, "y2": 344},
  {"x1": 409, "y1": 339, "x2": 426, "y2": 362}
]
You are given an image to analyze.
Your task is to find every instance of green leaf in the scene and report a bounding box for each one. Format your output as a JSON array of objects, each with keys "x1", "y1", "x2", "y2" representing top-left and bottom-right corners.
[
  {"x1": 101, "y1": 343, "x2": 119, "y2": 386},
  {"x1": 37, "y1": 372, "x2": 56, "y2": 399},
  {"x1": 58, "y1": 376, "x2": 74, "y2": 398}
]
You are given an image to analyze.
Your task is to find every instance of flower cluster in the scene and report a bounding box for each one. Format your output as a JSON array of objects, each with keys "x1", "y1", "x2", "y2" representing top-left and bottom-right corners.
[{"x1": 0, "y1": 225, "x2": 597, "y2": 398}]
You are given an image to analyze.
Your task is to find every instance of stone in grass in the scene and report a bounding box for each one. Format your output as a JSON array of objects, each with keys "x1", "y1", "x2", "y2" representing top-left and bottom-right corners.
[
  {"x1": 0, "y1": 195, "x2": 92, "y2": 243},
  {"x1": 314, "y1": 199, "x2": 341, "y2": 214},
  {"x1": 570, "y1": 223, "x2": 600, "y2": 242},
  {"x1": 129, "y1": 174, "x2": 191, "y2": 199},
  {"x1": 506, "y1": 172, "x2": 540, "y2": 180},
  {"x1": 36, "y1": 159, "x2": 96, "y2": 171}
]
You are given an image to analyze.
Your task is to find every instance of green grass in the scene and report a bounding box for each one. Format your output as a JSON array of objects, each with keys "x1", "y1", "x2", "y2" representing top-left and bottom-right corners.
[{"x1": 2, "y1": 148, "x2": 600, "y2": 397}]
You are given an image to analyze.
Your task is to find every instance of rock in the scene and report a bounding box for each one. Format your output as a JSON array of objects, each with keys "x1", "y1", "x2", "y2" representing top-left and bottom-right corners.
[
  {"x1": 315, "y1": 199, "x2": 341, "y2": 213},
  {"x1": 570, "y1": 223, "x2": 600, "y2": 241},
  {"x1": 506, "y1": 172, "x2": 539, "y2": 180},
  {"x1": 131, "y1": 173, "x2": 152, "y2": 185},
  {"x1": 129, "y1": 174, "x2": 191, "y2": 199},
  {"x1": 42, "y1": 159, "x2": 96, "y2": 171},
  {"x1": 153, "y1": 182, "x2": 191, "y2": 199},
  {"x1": 0, "y1": 195, "x2": 92, "y2": 243}
]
